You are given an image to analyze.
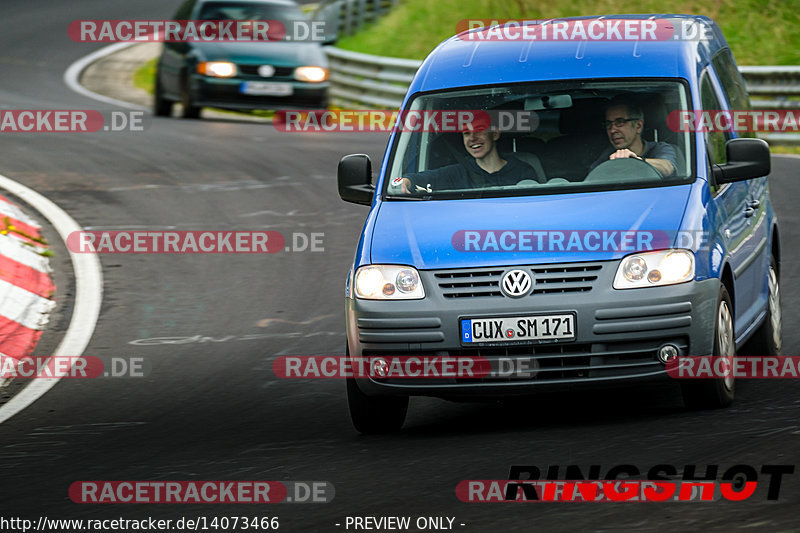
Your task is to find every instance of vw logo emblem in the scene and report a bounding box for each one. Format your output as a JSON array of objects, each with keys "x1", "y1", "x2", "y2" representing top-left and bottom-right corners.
[
  {"x1": 501, "y1": 269, "x2": 532, "y2": 298},
  {"x1": 258, "y1": 65, "x2": 276, "y2": 77}
]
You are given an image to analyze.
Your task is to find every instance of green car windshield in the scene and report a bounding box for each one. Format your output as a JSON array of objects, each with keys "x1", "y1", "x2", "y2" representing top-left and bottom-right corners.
[{"x1": 198, "y1": 1, "x2": 307, "y2": 22}]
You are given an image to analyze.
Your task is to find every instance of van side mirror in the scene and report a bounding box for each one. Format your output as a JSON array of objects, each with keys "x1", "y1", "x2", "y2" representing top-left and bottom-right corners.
[
  {"x1": 713, "y1": 138, "x2": 771, "y2": 184},
  {"x1": 338, "y1": 154, "x2": 374, "y2": 205}
]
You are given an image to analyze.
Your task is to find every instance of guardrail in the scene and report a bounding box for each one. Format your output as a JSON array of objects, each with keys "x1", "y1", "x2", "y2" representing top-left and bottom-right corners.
[
  {"x1": 325, "y1": 47, "x2": 420, "y2": 109},
  {"x1": 739, "y1": 66, "x2": 800, "y2": 106},
  {"x1": 739, "y1": 66, "x2": 800, "y2": 143},
  {"x1": 313, "y1": 0, "x2": 401, "y2": 39},
  {"x1": 325, "y1": 48, "x2": 800, "y2": 143}
]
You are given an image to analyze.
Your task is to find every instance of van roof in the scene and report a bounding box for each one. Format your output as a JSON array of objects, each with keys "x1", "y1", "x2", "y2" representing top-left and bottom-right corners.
[{"x1": 410, "y1": 14, "x2": 728, "y2": 94}]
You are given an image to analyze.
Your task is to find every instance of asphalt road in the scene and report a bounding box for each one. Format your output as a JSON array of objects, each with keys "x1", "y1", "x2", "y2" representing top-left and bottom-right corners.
[{"x1": 0, "y1": 1, "x2": 799, "y2": 531}]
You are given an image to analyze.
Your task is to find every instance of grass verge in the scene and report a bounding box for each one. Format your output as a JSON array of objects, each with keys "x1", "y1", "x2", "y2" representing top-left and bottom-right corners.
[{"x1": 336, "y1": 0, "x2": 800, "y2": 65}]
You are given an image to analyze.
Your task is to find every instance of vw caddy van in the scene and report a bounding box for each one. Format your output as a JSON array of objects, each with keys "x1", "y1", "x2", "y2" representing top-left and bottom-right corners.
[{"x1": 337, "y1": 15, "x2": 780, "y2": 433}]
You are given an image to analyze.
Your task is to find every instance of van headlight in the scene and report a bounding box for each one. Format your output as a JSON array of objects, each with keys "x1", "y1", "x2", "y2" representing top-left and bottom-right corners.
[
  {"x1": 613, "y1": 250, "x2": 694, "y2": 289},
  {"x1": 355, "y1": 265, "x2": 425, "y2": 300}
]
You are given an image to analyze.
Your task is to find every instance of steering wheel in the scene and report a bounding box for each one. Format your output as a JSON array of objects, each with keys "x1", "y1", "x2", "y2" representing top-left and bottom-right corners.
[{"x1": 584, "y1": 157, "x2": 663, "y2": 183}]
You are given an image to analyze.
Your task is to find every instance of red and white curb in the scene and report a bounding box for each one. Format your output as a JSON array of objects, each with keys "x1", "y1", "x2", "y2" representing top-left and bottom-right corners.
[
  {"x1": 0, "y1": 194, "x2": 56, "y2": 387},
  {"x1": 0, "y1": 172, "x2": 102, "y2": 425}
]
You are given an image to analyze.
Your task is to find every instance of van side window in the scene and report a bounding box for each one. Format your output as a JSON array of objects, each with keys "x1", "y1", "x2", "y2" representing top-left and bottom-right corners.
[
  {"x1": 712, "y1": 49, "x2": 756, "y2": 139},
  {"x1": 700, "y1": 72, "x2": 729, "y2": 166},
  {"x1": 712, "y1": 49, "x2": 751, "y2": 111}
]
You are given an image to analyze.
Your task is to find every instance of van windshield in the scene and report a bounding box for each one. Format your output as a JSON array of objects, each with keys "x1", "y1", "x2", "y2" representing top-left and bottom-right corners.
[{"x1": 384, "y1": 80, "x2": 693, "y2": 200}]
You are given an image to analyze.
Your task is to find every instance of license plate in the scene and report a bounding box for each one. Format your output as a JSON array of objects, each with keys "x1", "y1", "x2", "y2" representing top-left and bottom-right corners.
[
  {"x1": 461, "y1": 314, "x2": 575, "y2": 344},
  {"x1": 240, "y1": 82, "x2": 294, "y2": 96}
]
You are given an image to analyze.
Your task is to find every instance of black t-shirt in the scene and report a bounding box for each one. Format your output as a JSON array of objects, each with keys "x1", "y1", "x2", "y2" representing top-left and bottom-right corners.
[{"x1": 406, "y1": 154, "x2": 540, "y2": 192}]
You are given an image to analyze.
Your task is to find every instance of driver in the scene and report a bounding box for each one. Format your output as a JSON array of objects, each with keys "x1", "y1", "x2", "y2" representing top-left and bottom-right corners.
[
  {"x1": 588, "y1": 97, "x2": 678, "y2": 177},
  {"x1": 398, "y1": 117, "x2": 540, "y2": 194}
]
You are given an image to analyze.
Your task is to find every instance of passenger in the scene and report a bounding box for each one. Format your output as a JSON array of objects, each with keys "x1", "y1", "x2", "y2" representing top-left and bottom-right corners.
[
  {"x1": 589, "y1": 96, "x2": 677, "y2": 177},
  {"x1": 398, "y1": 117, "x2": 540, "y2": 194}
]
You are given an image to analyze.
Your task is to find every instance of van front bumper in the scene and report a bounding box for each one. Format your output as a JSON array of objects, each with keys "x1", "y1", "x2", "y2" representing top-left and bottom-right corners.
[{"x1": 346, "y1": 260, "x2": 719, "y2": 398}]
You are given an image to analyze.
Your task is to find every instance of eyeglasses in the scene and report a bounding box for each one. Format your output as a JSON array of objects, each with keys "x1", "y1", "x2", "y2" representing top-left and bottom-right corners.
[{"x1": 603, "y1": 117, "x2": 639, "y2": 129}]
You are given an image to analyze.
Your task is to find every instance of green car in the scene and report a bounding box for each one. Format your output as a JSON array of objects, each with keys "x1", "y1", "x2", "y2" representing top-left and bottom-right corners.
[{"x1": 155, "y1": 0, "x2": 330, "y2": 118}]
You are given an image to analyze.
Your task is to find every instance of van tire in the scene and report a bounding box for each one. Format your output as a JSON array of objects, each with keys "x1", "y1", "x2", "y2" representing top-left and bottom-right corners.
[{"x1": 681, "y1": 284, "x2": 735, "y2": 409}]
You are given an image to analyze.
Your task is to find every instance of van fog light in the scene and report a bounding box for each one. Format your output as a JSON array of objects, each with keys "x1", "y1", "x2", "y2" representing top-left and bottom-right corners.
[{"x1": 658, "y1": 344, "x2": 679, "y2": 363}]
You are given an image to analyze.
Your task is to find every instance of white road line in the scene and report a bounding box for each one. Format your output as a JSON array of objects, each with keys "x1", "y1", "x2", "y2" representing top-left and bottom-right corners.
[
  {"x1": 0, "y1": 174, "x2": 103, "y2": 425},
  {"x1": 63, "y1": 42, "x2": 149, "y2": 111}
]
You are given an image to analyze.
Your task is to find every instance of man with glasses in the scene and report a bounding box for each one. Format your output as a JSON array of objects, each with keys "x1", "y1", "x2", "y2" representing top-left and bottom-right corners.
[{"x1": 589, "y1": 97, "x2": 678, "y2": 177}]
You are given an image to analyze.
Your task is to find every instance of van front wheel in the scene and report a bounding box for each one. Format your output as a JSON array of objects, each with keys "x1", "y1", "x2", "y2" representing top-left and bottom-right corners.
[{"x1": 681, "y1": 284, "x2": 735, "y2": 409}]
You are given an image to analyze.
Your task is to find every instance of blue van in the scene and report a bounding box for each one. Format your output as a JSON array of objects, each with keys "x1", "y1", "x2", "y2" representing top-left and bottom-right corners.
[{"x1": 337, "y1": 15, "x2": 780, "y2": 433}]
